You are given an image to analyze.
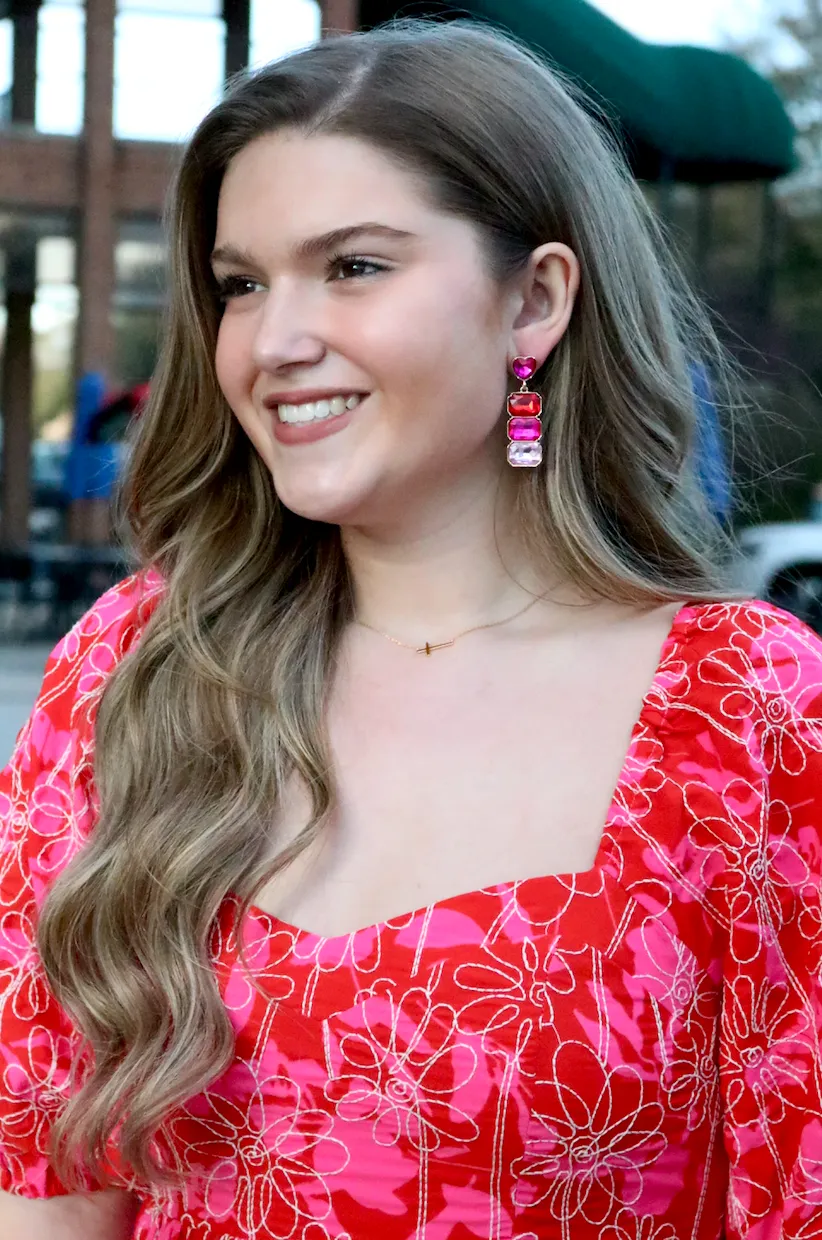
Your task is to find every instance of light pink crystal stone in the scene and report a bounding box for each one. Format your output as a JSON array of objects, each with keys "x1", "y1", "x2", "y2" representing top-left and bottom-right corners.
[{"x1": 507, "y1": 441, "x2": 543, "y2": 467}]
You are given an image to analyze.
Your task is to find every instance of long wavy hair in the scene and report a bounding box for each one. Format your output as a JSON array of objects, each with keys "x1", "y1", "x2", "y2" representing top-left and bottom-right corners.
[{"x1": 37, "y1": 18, "x2": 743, "y2": 1191}]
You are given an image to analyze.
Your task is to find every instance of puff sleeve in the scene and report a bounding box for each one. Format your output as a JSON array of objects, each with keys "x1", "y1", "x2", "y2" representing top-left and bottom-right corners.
[
  {"x1": 711, "y1": 604, "x2": 822, "y2": 1238},
  {"x1": 0, "y1": 571, "x2": 163, "y2": 1197}
]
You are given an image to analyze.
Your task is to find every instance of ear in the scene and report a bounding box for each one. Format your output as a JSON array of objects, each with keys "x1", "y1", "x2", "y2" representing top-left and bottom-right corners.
[{"x1": 509, "y1": 242, "x2": 580, "y2": 367}]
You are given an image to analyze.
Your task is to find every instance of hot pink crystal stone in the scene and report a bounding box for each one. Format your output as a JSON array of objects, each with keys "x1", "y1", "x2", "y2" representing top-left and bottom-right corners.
[
  {"x1": 508, "y1": 392, "x2": 542, "y2": 417},
  {"x1": 512, "y1": 356, "x2": 537, "y2": 380},
  {"x1": 508, "y1": 416, "x2": 542, "y2": 441}
]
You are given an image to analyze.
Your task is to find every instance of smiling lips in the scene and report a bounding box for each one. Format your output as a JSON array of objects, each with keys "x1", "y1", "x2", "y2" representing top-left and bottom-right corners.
[
  {"x1": 274, "y1": 393, "x2": 364, "y2": 424},
  {"x1": 267, "y1": 392, "x2": 368, "y2": 446}
]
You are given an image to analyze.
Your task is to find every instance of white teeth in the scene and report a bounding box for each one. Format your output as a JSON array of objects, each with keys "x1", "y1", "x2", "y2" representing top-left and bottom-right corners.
[{"x1": 276, "y1": 394, "x2": 364, "y2": 424}]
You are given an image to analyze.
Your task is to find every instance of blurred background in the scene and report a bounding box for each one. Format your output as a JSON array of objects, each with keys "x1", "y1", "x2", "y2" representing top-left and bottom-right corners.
[{"x1": 1, "y1": 0, "x2": 821, "y2": 755}]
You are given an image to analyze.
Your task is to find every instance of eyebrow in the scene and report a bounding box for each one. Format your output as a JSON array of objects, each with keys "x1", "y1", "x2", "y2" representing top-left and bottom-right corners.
[{"x1": 210, "y1": 223, "x2": 416, "y2": 268}]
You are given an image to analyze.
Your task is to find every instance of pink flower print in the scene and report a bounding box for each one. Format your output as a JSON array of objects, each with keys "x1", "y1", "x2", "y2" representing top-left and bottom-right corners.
[
  {"x1": 524, "y1": 940, "x2": 579, "y2": 1029},
  {"x1": 176, "y1": 1068, "x2": 348, "y2": 1239},
  {"x1": 699, "y1": 636, "x2": 822, "y2": 774},
  {"x1": 796, "y1": 1123, "x2": 822, "y2": 1209},
  {"x1": 294, "y1": 923, "x2": 383, "y2": 986},
  {"x1": 27, "y1": 770, "x2": 81, "y2": 875},
  {"x1": 74, "y1": 637, "x2": 122, "y2": 702},
  {"x1": 453, "y1": 954, "x2": 527, "y2": 1037},
  {"x1": 661, "y1": 1017, "x2": 719, "y2": 1130},
  {"x1": 2, "y1": 1059, "x2": 58, "y2": 1152},
  {"x1": 645, "y1": 646, "x2": 693, "y2": 711},
  {"x1": 513, "y1": 1043, "x2": 666, "y2": 1224},
  {"x1": 0, "y1": 1020, "x2": 74, "y2": 1166},
  {"x1": 630, "y1": 920, "x2": 716, "y2": 1032},
  {"x1": 454, "y1": 935, "x2": 561, "y2": 1034},
  {"x1": 487, "y1": 878, "x2": 580, "y2": 945},
  {"x1": 25, "y1": 710, "x2": 73, "y2": 771},
  {"x1": 223, "y1": 913, "x2": 298, "y2": 1009},
  {"x1": 798, "y1": 881, "x2": 822, "y2": 948},
  {"x1": 0, "y1": 907, "x2": 55, "y2": 1022},
  {"x1": 690, "y1": 601, "x2": 770, "y2": 638},
  {"x1": 324, "y1": 987, "x2": 481, "y2": 1152},
  {"x1": 792, "y1": 1122, "x2": 822, "y2": 1237},
  {"x1": 608, "y1": 731, "x2": 667, "y2": 832},
  {"x1": 685, "y1": 776, "x2": 809, "y2": 962},
  {"x1": 726, "y1": 1168, "x2": 775, "y2": 1237},
  {"x1": 600, "y1": 1209, "x2": 679, "y2": 1240},
  {"x1": 300, "y1": 1226, "x2": 352, "y2": 1240},
  {"x1": 721, "y1": 977, "x2": 813, "y2": 1129}
]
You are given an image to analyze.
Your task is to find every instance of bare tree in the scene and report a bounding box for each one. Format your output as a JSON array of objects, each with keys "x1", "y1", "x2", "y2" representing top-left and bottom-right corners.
[{"x1": 730, "y1": 0, "x2": 822, "y2": 214}]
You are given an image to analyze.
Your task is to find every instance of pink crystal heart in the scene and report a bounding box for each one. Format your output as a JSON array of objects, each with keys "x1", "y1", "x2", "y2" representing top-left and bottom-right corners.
[{"x1": 512, "y1": 356, "x2": 537, "y2": 380}]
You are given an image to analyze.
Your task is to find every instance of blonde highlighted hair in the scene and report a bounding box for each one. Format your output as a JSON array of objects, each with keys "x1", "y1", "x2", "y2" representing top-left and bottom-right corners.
[{"x1": 37, "y1": 18, "x2": 741, "y2": 1190}]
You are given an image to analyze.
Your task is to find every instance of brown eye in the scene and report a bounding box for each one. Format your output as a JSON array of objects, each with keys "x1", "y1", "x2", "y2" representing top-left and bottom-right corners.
[
  {"x1": 325, "y1": 254, "x2": 389, "y2": 281},
  {"x1": 215, "y1": 275, "x2": 264, "y2": 302}
]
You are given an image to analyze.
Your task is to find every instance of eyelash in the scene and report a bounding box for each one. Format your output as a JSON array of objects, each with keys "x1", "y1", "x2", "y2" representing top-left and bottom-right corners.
[
  {"x1": 214, "y1": 253, "x2": 388, "y2": 302},
  {"x1": 214, "y1": 275, "x2": 261, "y2": 302},
  {"x1": 326, "y1": 252, "x2": 389, "y2": 281}
]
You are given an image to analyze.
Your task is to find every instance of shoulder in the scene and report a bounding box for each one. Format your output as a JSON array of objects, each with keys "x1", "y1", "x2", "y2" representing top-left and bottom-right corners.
[
  {"x1": 0, "y1": 571, "x2": 165, "y2": 1198},
  {"x1": 46, "y1": 566, "x2": 166, "y2": 704},
  {"x1": 672, "y1": 596, "x2": 822, "y2": 664},
  {"x1": 654, "y1": 602, "x2": 822, "y2": 838},
  {"x1": 1, "y1": 567, "x2": 167, "y2": 887},
  {"x1": 20, "y1": 566, "x2": 167, "y2": 756},
  {"x1": 658, "y1": 599, "x2": 822, "y2": 771}
]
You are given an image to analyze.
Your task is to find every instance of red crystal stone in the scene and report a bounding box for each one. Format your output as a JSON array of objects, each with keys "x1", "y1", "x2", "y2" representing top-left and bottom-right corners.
[
  {"x1": 508, "y1": 391, "x2": 542, "y2": 417},
  {"x1": 508, "y1": 416, "x2": 542, "y2": 441},
  {"x1": 512, "y1": 356, "x2": 537, "y2": 380}
]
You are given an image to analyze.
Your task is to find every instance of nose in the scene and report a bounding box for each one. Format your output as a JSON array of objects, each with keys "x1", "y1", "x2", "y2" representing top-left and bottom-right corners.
[{"x1": 250, "y1": 283, "x2": 326, "y2": 372}]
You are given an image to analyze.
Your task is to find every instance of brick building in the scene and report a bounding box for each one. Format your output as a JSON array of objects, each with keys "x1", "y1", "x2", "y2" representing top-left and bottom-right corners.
[{"x1": 0, "y1": 0, "x2": 357, "y2": 547}]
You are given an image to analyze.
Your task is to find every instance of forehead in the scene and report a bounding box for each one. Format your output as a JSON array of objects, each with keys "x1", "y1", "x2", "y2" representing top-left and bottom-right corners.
[{"x1": 215, "y1": 130, "x2": 434, "y2": 237}]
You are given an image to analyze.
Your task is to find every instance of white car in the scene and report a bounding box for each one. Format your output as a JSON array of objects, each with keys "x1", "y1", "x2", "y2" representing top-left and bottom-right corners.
[{"x1": 736, "y1": 522, "x2": 822, "y2": 632}]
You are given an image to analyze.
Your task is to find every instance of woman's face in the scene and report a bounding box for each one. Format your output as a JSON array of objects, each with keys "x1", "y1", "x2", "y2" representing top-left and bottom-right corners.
[{"x1": 212, "y1": 130, "x2": 527, "y2": 529}]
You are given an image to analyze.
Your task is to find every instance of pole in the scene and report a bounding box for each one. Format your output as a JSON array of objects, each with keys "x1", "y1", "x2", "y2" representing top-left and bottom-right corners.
[{"x1": 321, "y1": 0, "x2": 359, "y2": 35}]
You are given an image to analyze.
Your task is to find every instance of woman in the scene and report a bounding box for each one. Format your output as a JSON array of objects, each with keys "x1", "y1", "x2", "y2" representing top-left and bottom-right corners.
[{"x1": 1, "y1": 19, "x2": 820, "y2": 1240}]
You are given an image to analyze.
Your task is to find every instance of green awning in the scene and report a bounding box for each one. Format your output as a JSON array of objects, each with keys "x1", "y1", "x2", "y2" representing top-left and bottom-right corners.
[{"x1": 359, "y1": 0, "x2": 797, "y2": 182}]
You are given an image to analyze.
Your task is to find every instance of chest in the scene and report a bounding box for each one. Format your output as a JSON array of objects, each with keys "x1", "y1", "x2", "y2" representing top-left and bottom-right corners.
[
  {"x1": 328, "y1": 665, "x2": 625, "y2": 855},
  {"x1": 175, "y1": 868, "x2": 724, "y2": 1240},
  {"x1": 254, "y1": 617, "x2": 673, "y2": 935}
]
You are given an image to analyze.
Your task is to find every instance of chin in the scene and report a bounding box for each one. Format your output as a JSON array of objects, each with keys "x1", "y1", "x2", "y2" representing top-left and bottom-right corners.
[{"x1": 270, "y1": 467, "x2": 379, "y2": 529}]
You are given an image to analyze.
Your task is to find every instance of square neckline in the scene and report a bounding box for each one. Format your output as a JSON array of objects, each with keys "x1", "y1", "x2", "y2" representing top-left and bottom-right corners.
[{"x1": 232, "y1": 601, "x2": 700, "y2": 946}]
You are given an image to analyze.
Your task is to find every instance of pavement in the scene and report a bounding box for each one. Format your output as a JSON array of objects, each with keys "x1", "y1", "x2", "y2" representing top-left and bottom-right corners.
[{"x1": 0, "y1": 643, "x2": 53, "y2": 766}]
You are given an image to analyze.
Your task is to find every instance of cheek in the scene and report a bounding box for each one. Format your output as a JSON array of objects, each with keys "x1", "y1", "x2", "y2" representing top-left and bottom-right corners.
[
  {"x1": 214, "y1": 320, "x2": 267, "y2": 453},
  {"x1": 363, "y1": 272, "x2": 483, "y2": 377},
  {"x1": 406, "y1": 284, "x2": 502, "y2": 392},
  {"x1": 214, "y1": 317, "x2": 250, "y2": 407}
]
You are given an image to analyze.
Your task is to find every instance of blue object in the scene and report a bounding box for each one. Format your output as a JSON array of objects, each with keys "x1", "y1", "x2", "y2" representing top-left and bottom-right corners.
[
  {"x1": 691, "y1": 363, "x2": 732, "y2": 524},
  {"x1": 64, "y1": 372, "x2": 121, "y2": 501}
]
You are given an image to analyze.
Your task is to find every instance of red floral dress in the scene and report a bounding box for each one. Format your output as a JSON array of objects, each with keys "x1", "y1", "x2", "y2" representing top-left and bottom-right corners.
[{"x1": 1, "y1": 569, "x2": 821, "y2": 1239}]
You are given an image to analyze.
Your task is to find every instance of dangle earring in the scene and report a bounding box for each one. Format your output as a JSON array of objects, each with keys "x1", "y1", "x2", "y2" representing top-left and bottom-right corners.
[{"x1": 506, "y1": 356, "x2": 543, "y2": 468}]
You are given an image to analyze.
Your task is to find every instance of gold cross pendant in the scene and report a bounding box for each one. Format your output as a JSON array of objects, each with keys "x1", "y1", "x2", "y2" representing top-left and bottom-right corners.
[{"x1": 417, "y1": 640, "x2": 455, "y2": 655}]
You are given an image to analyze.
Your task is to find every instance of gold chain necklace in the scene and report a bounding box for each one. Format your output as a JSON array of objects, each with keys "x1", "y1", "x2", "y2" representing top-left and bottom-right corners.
[{"x1": 355, "y1": 594, "x2": 545, "y2": 655}]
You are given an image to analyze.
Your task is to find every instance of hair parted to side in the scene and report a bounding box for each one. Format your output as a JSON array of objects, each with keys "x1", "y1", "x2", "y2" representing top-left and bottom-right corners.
[{"x1": 36, "y1": 17, "x2": 744, "y2": 1191}]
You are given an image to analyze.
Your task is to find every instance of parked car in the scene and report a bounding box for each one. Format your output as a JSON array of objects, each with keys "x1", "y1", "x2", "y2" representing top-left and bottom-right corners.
[{"x1": 737, "y1": 522, "x2": 822, "y2": 633}]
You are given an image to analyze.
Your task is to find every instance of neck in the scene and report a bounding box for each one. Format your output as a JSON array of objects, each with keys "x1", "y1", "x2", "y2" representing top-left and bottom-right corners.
[{"x1": 340, "y1": 483, "x2": 558, "y2": 645}]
